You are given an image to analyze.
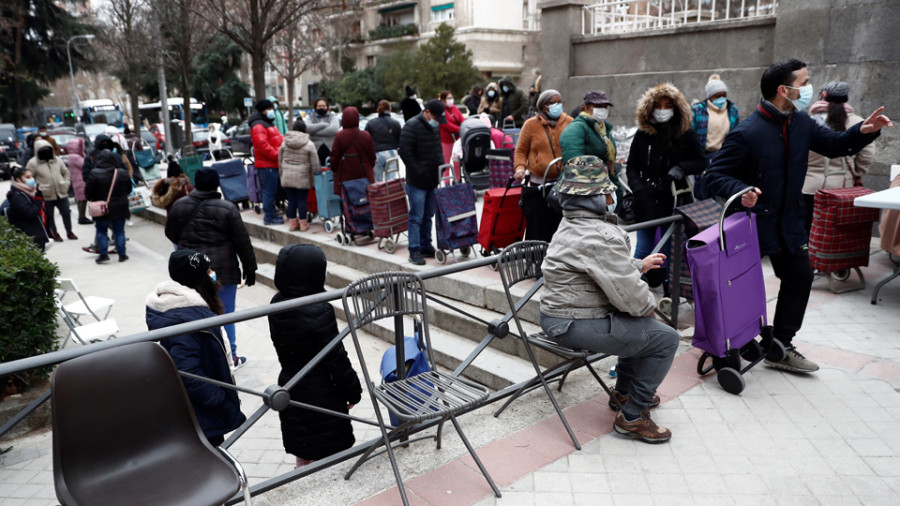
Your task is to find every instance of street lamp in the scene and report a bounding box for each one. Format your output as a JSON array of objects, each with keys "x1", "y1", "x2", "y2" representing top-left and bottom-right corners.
[{"x1": 67, "y1": 34, "x2": 96, "y2": 121}]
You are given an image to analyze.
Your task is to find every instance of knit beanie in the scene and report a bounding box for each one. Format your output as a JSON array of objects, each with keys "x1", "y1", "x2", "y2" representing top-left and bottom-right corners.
[
  {"x1": 255, "y1": 99, "x2": 274, "y2": 113},
  {"x1": 169, "y1": 250, "x2": 211, "y2": 289},
  {"x1": 194, "y1": 168, "x2": 219, "y2": 191},
  {"x1": 705, "y1": 74, "x2": 728, "y2": 100},
  {"x1": 821, "y1": 81, "x2": 850, "y2": 103}
]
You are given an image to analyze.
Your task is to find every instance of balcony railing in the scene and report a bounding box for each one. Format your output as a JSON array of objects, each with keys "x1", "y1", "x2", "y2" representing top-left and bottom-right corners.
[
  {"x1": 368, "y1": 23, "x2": 418, "y2": 41},
  {"x1": 582, "y1": 0, "x2": 777, "y2": 35}
]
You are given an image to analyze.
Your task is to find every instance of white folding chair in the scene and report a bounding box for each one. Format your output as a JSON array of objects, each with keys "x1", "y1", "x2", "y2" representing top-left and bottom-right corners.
[
  {"x1": 56, "y1": 277, "x2": 115, "y2": 324},
  {"x1": 57, "y1": 298, "x2": 118, "y2": 347}
]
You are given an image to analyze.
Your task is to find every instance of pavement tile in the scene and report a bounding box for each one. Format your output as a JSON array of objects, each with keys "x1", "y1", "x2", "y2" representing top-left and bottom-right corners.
[
  {"x1": 457, "y1": 437, "x2": 552, "y2": 487},
  {"x1": 406, "y1": 460, "x2": 498, "y2": 506},
  {"x1": 506, "y1": 418, "x2": 581, "y2": 461},
  {"x1": 533, "y1": 492, "x2": 574, "y2": 506}
]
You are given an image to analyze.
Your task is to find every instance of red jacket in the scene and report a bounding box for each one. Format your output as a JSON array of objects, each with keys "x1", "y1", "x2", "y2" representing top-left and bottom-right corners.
[
  {"x1": 250, "y1": 113, "x2": 284, "y2": 169},
  {"x1": 330, "y1": 107, "x2": 376, "y2": 192},
  {"x1": 439, "y1": 104, "x2": 465, "y2": 144}
]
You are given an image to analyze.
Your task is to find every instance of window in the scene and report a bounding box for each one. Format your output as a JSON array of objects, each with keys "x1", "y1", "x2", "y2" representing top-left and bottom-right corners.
[
  {"x1": 432, "y1": 3, "x2": 454, "y2": 23},
  {"x1": 367, "y1": 55, "x2": 376, "y2": 67}
]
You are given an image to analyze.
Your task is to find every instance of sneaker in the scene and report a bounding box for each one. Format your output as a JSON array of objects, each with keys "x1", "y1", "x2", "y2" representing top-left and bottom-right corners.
[
  {"x1": 67, "y1": 232, "x2": 78, "y2": 240},
  {"x1": 95, "y1": 255, "x2": 110, "y2": 264},
  {"x1": 233, "y1": 356, "x2": 247, "y2": 369},
  {"x1": 264, "y1": 217, "x2": 285, "y2": 225},
  {"x1": 408, "y1": 249, "x2": 426, "y2": 266},
  {"x1": 420, "y1": 246, "x2": 436, "y2": 258},
  {"x1": 613, "y1": 410, "x2": 672, "y2": 444},
  {"x1": 608, "y1": 390, "x2": 661, "y2": 411},
  {"x1": 764, "y1": 345, "x2": 819, "y2": 373},
  {"x1": 119, "y1": 255, "x2": 129, "y2": 262}
]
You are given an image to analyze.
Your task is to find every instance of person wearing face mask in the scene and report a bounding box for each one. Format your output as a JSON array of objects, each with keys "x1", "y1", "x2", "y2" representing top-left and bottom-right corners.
[
  {"x1": 497, "y1": 78, "x2": 528, "y2": 128},
  {"x1": 705, "y1": 59, "x2": 892, "y2": 374},
  {"x1": 540, "y1": 157, "x2": 677, "y2": 444},
  {"x1": 249, "y1": 98, "x2": 286, "y2": 225},
  {"x1": 560, "y1": 90, "x2": 623, "y2": 202},
  {"x1": 690, "y1": 74, "x2": 741, "y2": 199},
  {"x1": 4, "y1": 167, "x2": 51, "y2": 251},
  {"x1": 399, "y1": 99, "x2": 447, "y2": 265},
  {"x1": 438, "y1": 90, "x2": 465, "y2": 165},
  {"x1": 146, "y1": 249, "x2": 247, "y2": 447},
  {"x1": 27, "y1": 138, "x2": 76, "y2": 242},
  {"x1": 306, "y1": 98, "x2": 341, "y2": 167},
  {"x1": 268, "y1": 96, "x2": 288, "y2": 135},
  {"x1": 400, "y1": 86, "x2": 423, "y2": 122},
  {"x1": 513, "y1": 89, "x2": 574, "y2": 242},
  {"x1": 626, "y1": 83, "x2": 705, "y2": 289},
  {"x1": 462, "y1": 85, "x2": 484, "y2": 117},
  {"x1": 477, "y1": 82, "x2": 503, "y2": 125}
]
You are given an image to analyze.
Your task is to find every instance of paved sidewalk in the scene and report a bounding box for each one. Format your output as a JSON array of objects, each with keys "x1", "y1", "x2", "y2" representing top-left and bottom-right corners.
[{"x1": 1, "y1": 177, "x2": 899, "y2": 505}]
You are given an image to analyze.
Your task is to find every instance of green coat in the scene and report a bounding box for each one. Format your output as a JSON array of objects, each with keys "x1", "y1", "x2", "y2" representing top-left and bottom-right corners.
[
  {"x1": 273, "y1": 109, "x2": 288, "y2": 135},
  {"x1": 559, "y1": 114, "x2": 623, "y2": 199}
]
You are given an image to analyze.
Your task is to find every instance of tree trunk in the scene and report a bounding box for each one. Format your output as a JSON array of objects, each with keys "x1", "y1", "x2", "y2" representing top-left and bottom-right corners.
[
  {"x1": 129, "y1": 85, "x2": 141, "y2": 139},
  {"x1": 252, "y1": 47, "x2": 266, "y2": 99},
  {"x1": 286, "y1": 78, "x2": 295, "y2": 126},
  {"x1": 181, "y1": 68, "x2": 193, "y2": 148}
]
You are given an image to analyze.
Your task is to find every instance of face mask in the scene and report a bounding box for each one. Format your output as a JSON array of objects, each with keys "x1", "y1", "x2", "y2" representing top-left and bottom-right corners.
[
  {"x1": 592, "y1": 108, "x2": 609, "y2": 122},
  {"x1": 653, "y1": 108, "x2": 674, "y2": 123},
  {"x1": 446, "y1": 98, "x2": 454, "y2": 107},
  {"x1": 209, "y1": 271, "x2": 217, "y2": 283},
  {"x1": 711, "y1": 97, "x2": 727, "y2": 109},
  {"x1": 411, "y1": 94, "x2": 417, "y2": 100},
  {"x1": 112, "y1": 147, "x2": 118, "y2": 154},
  {"x1": 316, "y1": 108, "x2": 327, "y2": 116},
  {"x1": 24, "y1": 177, "x2": 36, "y2": 187},
  {"x1": 607, "y1": 191, "x2": 618, "y2": 213},
  {"x1": 487, "y1": 90, "x2": 496, "y2": 98},
  {"x1": 501, "y1": 86, "x2": 509, "y2": 93},
  {"x1": 427, "y1": 118, "x2": 439, "y2": 128},
  {"x1": 787, "y1": 84, "x2": 814, "y2": 111},
  {"x1": 266, "y1": 110, "x2": 276, "y2": 120},
  {"x1": 547, "y1": 103, "x2": 563, "y2": 119}
]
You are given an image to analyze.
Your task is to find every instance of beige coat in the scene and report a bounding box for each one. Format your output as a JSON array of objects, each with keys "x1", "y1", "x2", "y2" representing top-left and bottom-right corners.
[
  {"x1": 278, "y1": 131, "x2": 319, "y2": 189},
  {"x1": 803, "y1": 112, "x2": 874, "y2": 194},
  {"x1": 27, "y1": 139, "x2": 70, "y2": 201}
]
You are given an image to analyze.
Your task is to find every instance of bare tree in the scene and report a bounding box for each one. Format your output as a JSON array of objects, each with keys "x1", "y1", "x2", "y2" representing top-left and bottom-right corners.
[
  {"x1": 98, "y1": 0, "x2": 152, "y2": 137},
  {"x1": 266, "y1": 13, "x2": 329, "y2": 121}
]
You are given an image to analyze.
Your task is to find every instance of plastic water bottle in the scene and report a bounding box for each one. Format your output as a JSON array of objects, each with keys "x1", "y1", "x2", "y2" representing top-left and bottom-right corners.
[{"x1": 609, "y1": 363, "x2": 617, "y2": 378}]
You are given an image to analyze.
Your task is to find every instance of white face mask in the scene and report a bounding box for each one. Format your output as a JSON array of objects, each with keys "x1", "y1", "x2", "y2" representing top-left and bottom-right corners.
[
  {"x1": 607, "y1": 191, "x2": 618, "y2": 213},
  {"x1": 592, "y1": 108, "x2": 609, "y2": 122},
  {"x1": 653, "y1": 108, "x2": 674, "y2": 123},
  {"x1": 446, "y1": 98, "x2": 454, "y2": 107}
]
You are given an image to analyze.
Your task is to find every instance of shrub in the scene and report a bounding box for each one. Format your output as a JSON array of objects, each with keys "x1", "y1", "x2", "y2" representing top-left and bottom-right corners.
[{"x1": 0, "y1": 218, "x2": 60, "y2": 392}]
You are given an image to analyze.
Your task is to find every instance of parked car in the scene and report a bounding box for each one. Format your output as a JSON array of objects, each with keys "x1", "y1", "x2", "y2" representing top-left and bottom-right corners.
[
  {"x1": 0, "y1": 123, "x2": 19, "y2": 176},
  {"x1": 78, "y1": 123, "x2": 110, "y2": 144},
  {"x1": 225, "y1": 120, "x2": 252, "y2": 157},
  {"x1": 190, "y1": 128, "x2": 210, "y2": 157},
  {"x1": 141, "y1": 130, "x2": 164, "y2": 160}
]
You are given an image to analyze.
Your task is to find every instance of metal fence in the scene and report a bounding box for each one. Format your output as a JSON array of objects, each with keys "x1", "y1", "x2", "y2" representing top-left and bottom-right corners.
[{"x1": 582, "y1": 0, "x2": 777, "y2": 35}]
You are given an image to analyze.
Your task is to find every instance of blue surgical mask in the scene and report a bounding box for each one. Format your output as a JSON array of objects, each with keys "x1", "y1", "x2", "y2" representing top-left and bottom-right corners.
[
  {"x1": 487, "y1": 90, "x2": 496, "y2": 98},
  {"x1": 427, "y1": 118, "x2": 439, "y2": 128},
  {"x1": 24, "y1": 177, "x2": 36, "y2": 187},
  {"x1": 547, "y1": 103, "x2": 563, "y2": 119},
  {"x1": 711, "y1": 97, "x2": 727, "y2": 109},
  {"x1": 787, "y1": 84, "x2": 814, "y2": 111},
  {"x1": 608, "y1": 191, "x2": 618, "y2": 213},
  {"x1": 266, "y1": 110, "x2": 276, "y2": 120},
  {"x1": 209, "y1": 271, "x2": 217, "y2": 283}
]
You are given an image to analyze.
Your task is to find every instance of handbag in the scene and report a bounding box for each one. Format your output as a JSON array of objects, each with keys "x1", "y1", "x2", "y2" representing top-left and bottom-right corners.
[
  {"x1": 88, "y1": 167, "x2": 118, "y2": 218},
  {"x1": 128, "y1": 180, "x2": 152, "y2": 213},
  {"x1": 133, "y1": 148, "x2": 157, "y2": 170},
  {"x1": 379, "y1": 318, "x2": 432, "y2": 426}
]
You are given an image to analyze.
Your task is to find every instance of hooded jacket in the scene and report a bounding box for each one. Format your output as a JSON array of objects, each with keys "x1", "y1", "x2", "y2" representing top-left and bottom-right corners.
[
  {"x1": 478, "y1": 82, "x2": 503, "y2": 118},
  {"x1": 306, "y1": 108, "x2": 341, "y2": 152},
  {"x1": 66, "y1": 137, "x2": 87, "y2": 201},
  {"x1": 84, "y1": 151, "x2": 132, "y2": 220},
  {"x1": 278, "y1": 131, "x2": 319, "y2": 189},
  {"x1": 267, "y1": 244, "x2": 362, "y2": 459},
  {"x1": 82, "y1": 134, "x2": 125, "y2": 182},
  {"x1": 329, "y1": 107, "x2": 376, "y2": 193},
  {"x1": 400, "y1": 86, "x2": 422, "y2": 122},
  {"x1": 151, "y1": 176, "x2": 194, "y2": 211},
  {"x1": 625, "y1": 83, "x2": 705, "y2": 222},
  {"x1": 498, "y1": 78, "x2": 528, "y2": 128},
  {"x1": 146, "y1": 281, "x2": 246, "y2": 440},
  {"x1": 165, "y1": 190, "x2": 257, "y2": 286},
  {"x1": 5, "y1": 185, "x2": 49, "y2": 246},
  {"x1": 27, "y1": 139, "x2": 70, "y2": 201},
  {"x1": 399, "y1": 112, "x2": 443, "y2": 190},
  {"x1": 249, "y1": 112, "x2": 284, "y2": 169},
  {"x1": 364, "y1": 111, "x2": 402, "y2": 153}
]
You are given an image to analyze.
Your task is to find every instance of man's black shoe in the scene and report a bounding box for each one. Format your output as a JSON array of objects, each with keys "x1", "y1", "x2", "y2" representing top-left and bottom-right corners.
[
  {"x1": 420, "y1": 246, "x2": 436, "y2": 258},
  {"x1": 409, "y1": 249, "x2": 426, "y2": 266},
  {"x1": 96, "y1": 255, "x2": 110, "y2": 264}
]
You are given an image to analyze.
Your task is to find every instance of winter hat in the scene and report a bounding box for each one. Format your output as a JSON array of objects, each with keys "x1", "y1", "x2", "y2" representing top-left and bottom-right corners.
[
  {"x1": 167, "y1": 162, "x2": 183, "y2": 178},
  {"x1": 194, "y1": 168, "x2": 219, "y2": 191},
  {"x1": 705, "y1": 74, "x2": 728, "y2": 100},
  {"x1": 255, "y1": 99, "x2": 274, "y2": 113},
  {"x1": 583, "y1": 90, "x2": 613, "y2": 107},
  {"x1": 821, "y1": 81, "x2": 850, "y2": 103},
  {"x1": 267, "y1": 95, "x2": 279, "y2": 105},
  {"x1": 405, "y1": 86, "x2": 417, "y2": 98},
  {"x1": 169, "y1": 250, "x2": 211, "y2": 289}
]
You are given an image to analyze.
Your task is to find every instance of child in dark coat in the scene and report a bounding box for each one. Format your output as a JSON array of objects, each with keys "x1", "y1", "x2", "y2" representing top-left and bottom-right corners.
[{"x1": 267, "y1": 244, "x2": 362, "y2": 467}]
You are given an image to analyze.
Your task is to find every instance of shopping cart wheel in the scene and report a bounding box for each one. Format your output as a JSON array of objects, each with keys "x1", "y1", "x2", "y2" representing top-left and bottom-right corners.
[
  {"x1": 306, "y1": 212, "x2": 314, "y2": 223},
  {"x1": 335, "y1": 234, "x2": 345, "y2": 246},
  {"x1": 384, "y1": 239, "x2": 396, "y2": 254},
  {"x1": 717, "y1": 367, "x2": 745, "y2": 394},
  {"x1": 489, "y1": 262, "x2": 498, "y2": 271},
  {"x1": 253, "y1": 204, "x2": 261, "y2": 214},
  {"x1": 739, "y1": 339, "x2": 764, "y2": 362},
  {"x1": 831, "y1": 269, "x2": 851, "y2": 282},
  {"x1": 367, "y1": 230, "x2": 375, "y2": 239},
  {"x1": 765, "y1": 339, "x2": 787, "y2": 362},
  {"x1": 460, "y1": 246, "x2": 472, "y2": 257},
  {"x1": 324, "y1": 220, "x2": 334, "y2": 233},
  {"x1": 435, "y1": 250, "x2": 447, "y2": 264},
  {"x1": 657, "y1": 297, "x2": 672, "y2": 320}
]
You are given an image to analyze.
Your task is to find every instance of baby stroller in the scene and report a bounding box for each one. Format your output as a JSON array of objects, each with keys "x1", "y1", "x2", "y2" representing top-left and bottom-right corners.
[{"x1": 458, "y1": 117, "x2": 492, "y2": 191}]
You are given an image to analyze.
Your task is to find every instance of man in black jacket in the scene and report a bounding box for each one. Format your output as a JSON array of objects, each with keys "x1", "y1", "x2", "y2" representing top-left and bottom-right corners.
[
  {"x1": 399, "y1": 99, "x2": 446, "y2": 265},
  {"x1": 165, "y1": 168, "x2": 258, "y2": 367},
  {"x1": 364, "y1": 100, "x2": 402, "y2": 182},
  {"x1": 706, "y1": 59, "x2": 891, "y2": 373}
]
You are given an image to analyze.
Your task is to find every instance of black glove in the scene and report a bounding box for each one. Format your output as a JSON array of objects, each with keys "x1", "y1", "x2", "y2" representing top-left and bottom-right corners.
[
  {"x1": 244, "y1": 270, "x2": 256, "y2": 287},
  {"x1": 667, "y1": 166, "x2": 684, "y2": 181}
]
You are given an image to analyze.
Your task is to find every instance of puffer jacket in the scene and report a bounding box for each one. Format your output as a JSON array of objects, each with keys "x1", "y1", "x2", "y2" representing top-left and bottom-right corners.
[
  {"x1": 84, "y1": 151, "x2": 132, "y2": 221},
  {"x1": 559, "y1": 113, "x2": 622, "y2": 199},
  {"x1": 498, "y1": 78, "x2": 528, "y2": 128},
  {"x1": 364, "y1": 112, "x2": 402, "y2": 153},
  {"x1": 249, "y1": 112, "x2": 284, "y2": 169},
  {"x1": 399, "y1": 113, "x2": 443, "y2": 191},
  {"x1": 66, "y1": 137, "x2": 87, "y2": 201},
  {"x1": 267, "y1": 244, "x2": 362, "y2": 460},
  {"x1": 278, "y1": 131, "x2": 319, "y2": 189},
  {"x1": 330, "y1": 107, "x2": 375, "y2": 193},
  {"x1": 27, "y1": 139, "x2": 70, "y2": 201},
  {"x1": 541, "y1": 203, "x2": 655, "y2": 319},
  {"x1": 164, "y1": 190, "x2": 257, "y2": 286},
  {"x1": 478, "y1": 82, "x2": 503, "y2": 118},
  {"x1": 146, "y1": 281, "x2": 246, "y2": 440},
  {"x1": 803, "y1": 110, "x2": 874, "y2": 194},
  {"x1": 151, "y1": 176, "x2": 194, "y2": 211},
  {"x1": 626, "y1": 83, "x2": 705, "y2": 222},
  {"x1": 439, "y1": 104, "x2": 465, "y2": 144}
]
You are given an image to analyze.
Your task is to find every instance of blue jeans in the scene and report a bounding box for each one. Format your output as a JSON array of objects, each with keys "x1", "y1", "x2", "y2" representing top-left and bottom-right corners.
[
  {"x1": 284, "y1": 188, "x2": 309, "y2": 220},
  {"x1": 374, "y1": 149, "x2": 399, "y2": 183},
  {"x1": 540, "y1": 312, "x2": 679, "y2": 415},
  {"x1": 95, "y1": 219, "x2": 126, "y2": 257},
  {"x1": 406, "y1": 183, "x2": 435, "y2": 251},
  {"x1": 218, "y1": 284, "x2": 237, "y2": 357},
  {"x1": 257, "y1": 168, "x2": 281, "y2": 222}
]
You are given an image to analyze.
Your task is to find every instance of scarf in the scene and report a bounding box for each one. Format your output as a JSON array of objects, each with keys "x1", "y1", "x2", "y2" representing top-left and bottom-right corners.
[
  {"x1": 536, "y1": 89, "x2": 562, "y2": 128},
  {"x1": 11, "y1": 180, "x2": 36, "y2": 197},
  {"x1": 580, "y1": 112, "x2": 617, "y2": 163}
]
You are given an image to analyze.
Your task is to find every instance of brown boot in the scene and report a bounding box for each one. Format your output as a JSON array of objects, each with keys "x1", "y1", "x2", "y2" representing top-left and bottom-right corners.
[
  {"x1": 613, "y1": 410, "x2": 671, "y2": 444},
  {"x1": 288, "y1": 218, "x2": 300, "y2": 231},
  {"x1": 608, "y1": 389, "x2": 661, "y2": 411},
  {"x1": 299, "y1": 220, "x2": 310, "y2": 232}
]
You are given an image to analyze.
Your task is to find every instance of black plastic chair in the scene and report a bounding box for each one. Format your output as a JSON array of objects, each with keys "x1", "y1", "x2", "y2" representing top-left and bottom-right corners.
[
  {"x1": 51, "y1": 342, "x2": 251, "y2": 506},
  {"x1": 492, "y1": 241, "x2": 619, "y2": 450},
  {"x1": 342, "y1": 272, "x2": 501, "y2": 506}
]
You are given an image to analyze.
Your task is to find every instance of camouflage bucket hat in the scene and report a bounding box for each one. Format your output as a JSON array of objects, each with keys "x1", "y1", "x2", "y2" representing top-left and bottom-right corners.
[{"x1": 555, "y1": 155, "x2": 617, "y2": 196}]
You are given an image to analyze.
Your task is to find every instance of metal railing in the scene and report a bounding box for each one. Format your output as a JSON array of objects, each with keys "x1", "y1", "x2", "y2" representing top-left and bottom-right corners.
[
  {"x1": 0, "y1": 215, "x2": 689, "y2": 503},
  {"x1": 582, "y1": 0, "x2": 777, "y2": 35}
]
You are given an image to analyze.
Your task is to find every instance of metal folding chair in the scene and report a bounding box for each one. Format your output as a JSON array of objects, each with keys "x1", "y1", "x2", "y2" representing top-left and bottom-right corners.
[
  {"x1": 56, "y1": 297, "x2": 118, "y2": 347},
  {"x1": 492, "y1": 241, "x2": 619, "y2": 450},
  {"x1": 56, "y1": 277, "x2": 115, "y2": 323},
  {"x1": 342, "y1": 272, "x2": 501, "y2": 506}
]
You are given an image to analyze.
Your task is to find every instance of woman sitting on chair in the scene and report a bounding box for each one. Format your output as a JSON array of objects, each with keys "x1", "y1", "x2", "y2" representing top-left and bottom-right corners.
[{"x1": 539, "y1": 156, "x2": 679, "y2": 444}]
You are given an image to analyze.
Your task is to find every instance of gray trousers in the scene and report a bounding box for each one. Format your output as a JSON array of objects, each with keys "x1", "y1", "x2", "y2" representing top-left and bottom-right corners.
[{"x1": 540, "y1": 312, "x2": 679, "y2": 415}]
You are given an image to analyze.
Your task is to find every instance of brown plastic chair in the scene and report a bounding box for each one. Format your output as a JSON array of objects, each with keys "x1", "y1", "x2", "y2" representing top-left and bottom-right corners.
[{"x1": 51, "y1": 342, "x2": 251, "y2": 506}]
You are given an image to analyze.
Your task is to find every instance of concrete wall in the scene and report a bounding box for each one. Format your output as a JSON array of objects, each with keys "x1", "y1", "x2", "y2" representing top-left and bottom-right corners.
[{"x1": 540, "y1": 0, "x2": 900, "y2": 184}]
